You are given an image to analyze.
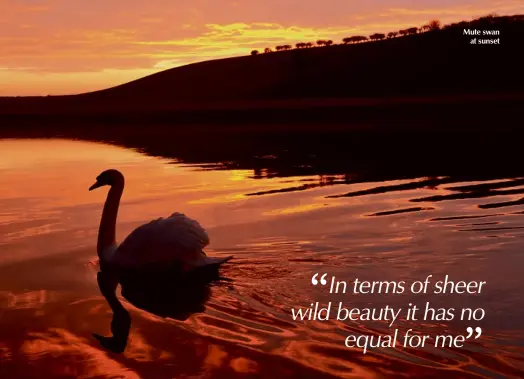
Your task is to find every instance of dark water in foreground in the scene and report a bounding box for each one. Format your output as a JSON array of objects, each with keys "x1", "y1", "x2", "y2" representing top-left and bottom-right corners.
[{"x1": 1, "y1": 136, "x2": 524, "y2": 379}]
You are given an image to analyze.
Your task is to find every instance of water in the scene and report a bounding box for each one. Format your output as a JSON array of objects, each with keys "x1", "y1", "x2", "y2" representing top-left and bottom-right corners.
[{"x1": 1, "y1": 137, "x2": 523, "y2": 379}]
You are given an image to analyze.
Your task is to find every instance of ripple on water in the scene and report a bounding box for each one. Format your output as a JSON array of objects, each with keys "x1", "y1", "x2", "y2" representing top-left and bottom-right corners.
[{"x1": 0, "y1": 138, "x2": 524, "y2": 378}]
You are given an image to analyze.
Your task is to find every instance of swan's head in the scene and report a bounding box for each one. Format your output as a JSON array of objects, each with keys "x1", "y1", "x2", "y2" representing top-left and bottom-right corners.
[{"x1": 89, "y1": 169, "x2": 124, "y2": 191}]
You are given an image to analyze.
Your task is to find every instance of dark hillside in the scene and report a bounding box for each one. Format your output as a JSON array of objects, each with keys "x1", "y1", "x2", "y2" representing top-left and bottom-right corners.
[{"x1": 78, "y1": 15, "x2": 524, "y2": 102}]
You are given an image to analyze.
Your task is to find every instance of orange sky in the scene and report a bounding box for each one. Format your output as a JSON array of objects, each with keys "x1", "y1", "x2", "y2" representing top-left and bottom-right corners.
[{"x1": 1, "y1": 0, "x2": 522, "y2": 96}]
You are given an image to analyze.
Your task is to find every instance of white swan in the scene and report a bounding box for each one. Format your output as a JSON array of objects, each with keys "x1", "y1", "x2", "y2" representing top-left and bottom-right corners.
[
  {"x1": 89, "y1": 169, "x2": 232, "y2": 271},
  {"x1": 89, "y1": 169, "x2": 231, "y2": 352}
]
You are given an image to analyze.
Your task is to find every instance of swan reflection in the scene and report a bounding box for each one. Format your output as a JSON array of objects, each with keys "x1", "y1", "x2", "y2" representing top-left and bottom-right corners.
[{"x1": 94, "y1": 263, "x2": 228, "y2": 353}]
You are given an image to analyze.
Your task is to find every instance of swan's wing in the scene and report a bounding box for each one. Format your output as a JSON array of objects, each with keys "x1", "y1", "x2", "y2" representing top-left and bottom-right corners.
[{"x1": 112, "y1": 212, "x2": 211, "y2": 268}]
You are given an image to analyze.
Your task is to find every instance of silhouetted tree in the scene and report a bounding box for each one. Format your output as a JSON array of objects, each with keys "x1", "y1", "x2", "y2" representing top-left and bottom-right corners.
[
  {"x1": 251, "y1": 50, "x2": 259, "y2": 55},
  {"x1": 387, "y1": 31, "x2": 398, "y2": 38},
  {"x1": 295, "y1": 42, "x2": 306, "y2": 48},
  {"x1": 406, "y1": 27, "x2": 418, "y2": 34},
  {"x1": 264, "y1": 47, "x2": 272, "y2": 53},
  {"x1": 325, "y1": 40, "x2": 334, "y2": 46},
  {"x1": 399, "y1": 29, "x2": 408, "y2": 36},
  {"x1": 275, "y1": 45, "x2": 283, "y2": 51},
  {"x1": 369, "y1": 33, "x2": 386, "y2": 40},
  {"x1": 282, "y1": 44, "x2": 292, "y2": 50},
  {"x1": 316, "y1": 40, "x2": 326, "y2": 46},
  {"x1": 342, "y1": 35, "x2": 368, "y2": 43},
  {"x1": 305, "y1": 42, "x2": 314, "y2": 48},
  {"x1": 428, "y1": 20, "x2": 441, "y2": 30}
]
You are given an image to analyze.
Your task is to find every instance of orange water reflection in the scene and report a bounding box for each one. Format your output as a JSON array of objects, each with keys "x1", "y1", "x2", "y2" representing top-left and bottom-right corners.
[{"x1": 1, "y1": 138, "x2": 524, "y2": 378}]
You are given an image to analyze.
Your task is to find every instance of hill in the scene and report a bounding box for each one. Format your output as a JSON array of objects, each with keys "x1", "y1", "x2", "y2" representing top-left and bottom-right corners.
[{"x1": 0, "y1": 14, "x2": 523, "y2": 130}]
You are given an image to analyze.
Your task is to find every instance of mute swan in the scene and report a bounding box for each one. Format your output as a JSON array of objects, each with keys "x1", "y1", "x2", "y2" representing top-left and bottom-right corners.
[
  {"x1": 89, "y1": 169, "x2": 232, "y2": 352},
  {"x1": 93, "y1": 265, "x2": 221, "y2": 353},
  {"x1": 89, "y1": 169, "x2": 232, "y2": 271}
]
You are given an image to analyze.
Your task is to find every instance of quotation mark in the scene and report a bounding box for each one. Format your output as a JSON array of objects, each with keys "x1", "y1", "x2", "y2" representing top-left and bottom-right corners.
[
  {"x1": 312, "y1": 273, "x2": 328, "y2": 286},
  {"x1": 466, "y1": 326, "x2": 482, "y2": 339}
]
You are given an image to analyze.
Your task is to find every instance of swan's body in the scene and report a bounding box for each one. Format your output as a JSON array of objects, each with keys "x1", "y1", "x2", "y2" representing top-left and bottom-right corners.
[
  {"x1": 90, "y1": 169, "x2": 231, "y2": 271},
  {"x1": 103, "y1": 212, "x2": 228, "y2": 270},
  {"x1": 89, "y1": 169, "x2": 232, "y2": 353}
]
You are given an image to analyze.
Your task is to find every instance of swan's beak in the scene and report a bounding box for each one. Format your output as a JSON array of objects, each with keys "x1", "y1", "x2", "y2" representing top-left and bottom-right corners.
[{"x1": 89, "y1": 181, "x2": 103, "y2": 191}]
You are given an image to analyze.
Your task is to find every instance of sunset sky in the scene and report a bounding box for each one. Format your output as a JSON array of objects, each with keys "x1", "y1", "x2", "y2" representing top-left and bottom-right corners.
[{"x1": 1, "y1": 0, "x2": 522, "y2": 96}]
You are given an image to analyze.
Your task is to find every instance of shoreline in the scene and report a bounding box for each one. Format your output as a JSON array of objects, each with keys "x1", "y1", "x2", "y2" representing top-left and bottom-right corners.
[{"x1": 0, "y1": 93, "x2": 522, "y2": 133}]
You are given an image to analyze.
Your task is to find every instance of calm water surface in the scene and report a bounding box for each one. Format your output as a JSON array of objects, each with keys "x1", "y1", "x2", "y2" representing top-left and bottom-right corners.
[{"x1": 0, "y1": 138, "x2": 523, "y2": 379}]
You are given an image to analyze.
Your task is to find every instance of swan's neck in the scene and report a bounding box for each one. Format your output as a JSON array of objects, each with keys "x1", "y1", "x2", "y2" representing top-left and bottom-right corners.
[{"x1": 97, "y1": 182, "x2": 124, "y2": 259}]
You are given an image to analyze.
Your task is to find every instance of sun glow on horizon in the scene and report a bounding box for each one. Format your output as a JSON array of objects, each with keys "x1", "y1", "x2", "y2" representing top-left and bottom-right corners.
[{"x1": 1, "y1": 0, "x2": 522, "y2": 96}]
